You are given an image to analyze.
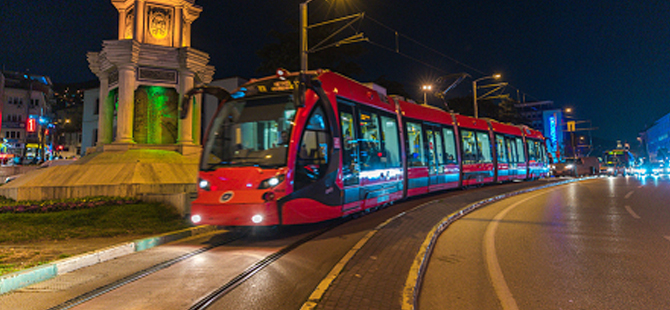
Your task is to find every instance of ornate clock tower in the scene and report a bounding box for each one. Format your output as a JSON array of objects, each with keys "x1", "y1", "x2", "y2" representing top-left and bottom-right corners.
[{"x1": 87, "y1": 0, "x2": 214, "y2": 154}]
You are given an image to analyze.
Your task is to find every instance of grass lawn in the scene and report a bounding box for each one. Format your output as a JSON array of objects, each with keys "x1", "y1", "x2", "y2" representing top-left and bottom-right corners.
[{"x1": 0, "y1": 202, "x2": 192, "y2": 275}]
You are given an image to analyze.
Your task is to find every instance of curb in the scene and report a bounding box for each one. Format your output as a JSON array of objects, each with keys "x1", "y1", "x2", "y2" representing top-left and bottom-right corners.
[{"x1": 0, "y1": 225, "x2": 218, "y2": 295}]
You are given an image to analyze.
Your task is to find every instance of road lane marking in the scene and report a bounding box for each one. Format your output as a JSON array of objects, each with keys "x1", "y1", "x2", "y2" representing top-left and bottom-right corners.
[
  {"x1": 624, "y1": 205, "x2": 641, "y2": 219},
  {"x1": 483, "y1": 192, "x2": 546, "y2": 310},
  {"x1": 624, "y1": 191, "x2": 634, "y2": 199}
]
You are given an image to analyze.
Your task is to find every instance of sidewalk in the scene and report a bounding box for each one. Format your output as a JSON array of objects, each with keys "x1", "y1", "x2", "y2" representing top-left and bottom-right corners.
[{"x1": 0, "y1": 225, "x2": 218, "y2": 295}]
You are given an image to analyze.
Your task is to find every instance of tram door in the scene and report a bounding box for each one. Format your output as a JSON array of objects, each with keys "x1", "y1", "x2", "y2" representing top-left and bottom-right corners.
[
  {"x1": 425, "y1": 125, "x2": 443, "y2": 187},
  {"x1": 505, "y1": 136, "x2": 519, "y2": 179}
]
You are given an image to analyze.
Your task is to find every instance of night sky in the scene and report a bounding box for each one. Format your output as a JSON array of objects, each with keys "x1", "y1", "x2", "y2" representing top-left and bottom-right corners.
[{"x1": 2, "y1": 0, "x2": 670, "y2": 145}]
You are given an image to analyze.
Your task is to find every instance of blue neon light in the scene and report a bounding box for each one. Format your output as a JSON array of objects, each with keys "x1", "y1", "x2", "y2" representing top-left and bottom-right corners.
[{"x1": 549, "y1": 116, "x2": 557, "y2": 151}]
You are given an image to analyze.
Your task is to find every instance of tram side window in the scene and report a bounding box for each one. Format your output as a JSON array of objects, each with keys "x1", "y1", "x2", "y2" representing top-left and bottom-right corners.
[
  {"x1": 426, "y1": 127, "x2": 437, "y2": 173},
  {"x1": 380, "y1": 115, "x2": 401, "y2": 168},
  {"x1": 535, "y1": 141, "x2": 547, "y2": 163},
  {"x1": 340, "y1": 104, "x2": 359, "y2": 186},
  {"x1": 461, "y1": 129, "x2": 478, "y2": 164},
  {"x1": 527, "y1": 140, "x2": 537, "y2": 162},
  {"x1": 295, "y1": 106, "x2": 331, "y2": 190},
  {"x1": 515, "y1": 137, "x2": 526, "y2": 163},
  {"x1": 433, "y1": 127, "x2": 444, "y2": 166},
  {"x1": 506, "y1": 137, "x2": 518, "y2": 163},
  {"x1": 476, "y1": 131, "x2": 493, "y2": 163},
  {"x1": 407, "y1": 122, "x2": 425, "y2": 167},
  {"x1": 496, "y1": 134, "x2": 508, "y2": 164},
  {"x1": 443, "y1": 127, "x2": 457, "y2": 164},
  {"x1": 359, "y1": 110, "x2": 383, "y2": 171}
]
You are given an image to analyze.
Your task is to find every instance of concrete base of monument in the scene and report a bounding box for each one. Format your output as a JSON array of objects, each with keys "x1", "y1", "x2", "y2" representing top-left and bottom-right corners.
[{"x1": 0, "y1": 148, "x2": 202, "y2": 216}]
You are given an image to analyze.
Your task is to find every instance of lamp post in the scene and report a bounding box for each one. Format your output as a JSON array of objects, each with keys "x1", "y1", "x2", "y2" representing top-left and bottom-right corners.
[
  {"x1": 300, "y1": 0, "x2": 313, "y2": 73},
  {"x1": 300, "y1": 0, "x2": 363, "y2": 74},
  {"x1": 472, "y1": 73, "x2": 501, "y2": 118},
  {"x1": 422, "y1": 85, "x2": 432, "y2": 104}
]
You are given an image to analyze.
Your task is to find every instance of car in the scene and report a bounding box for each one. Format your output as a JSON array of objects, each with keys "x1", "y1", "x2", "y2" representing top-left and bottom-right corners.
[
  {"x1": 552, "y1": 159, "x2": 577, "y2": 176},
  {"x1": 552, "y1": 157, "x2": 599, "y2": 177}
]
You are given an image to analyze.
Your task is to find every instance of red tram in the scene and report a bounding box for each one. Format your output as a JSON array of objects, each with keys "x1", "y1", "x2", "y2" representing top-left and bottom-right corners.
[{"x1": 188, "y1": 70, "x2": 549, "y2": 227}]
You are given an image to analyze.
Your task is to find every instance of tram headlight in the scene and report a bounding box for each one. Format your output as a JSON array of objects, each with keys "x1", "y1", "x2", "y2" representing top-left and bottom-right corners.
[
  {"x1": 258, "y1": 174, "x2": 285, "y2": 189},
  {"x1": 251, "y1": 214, "x2": 264, "y2": 224},
  {"x1": 191, "y1": 214, "x2": 202, "y2": 224},
  {"x1": 198, "y1": 178, "x2": 210, "y2": 191}
]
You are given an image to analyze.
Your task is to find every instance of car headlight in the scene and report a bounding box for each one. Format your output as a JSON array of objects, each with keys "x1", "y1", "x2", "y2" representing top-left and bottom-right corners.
[
  {"x1": 258, "y1": 174, "x2": 285, "y2": 189},
  {"x1": 607, "y1": 168, "x2": 614, "y2": 172},
  {"x1": 566, "y1": 164, "x2": 574, "y2": 169}
]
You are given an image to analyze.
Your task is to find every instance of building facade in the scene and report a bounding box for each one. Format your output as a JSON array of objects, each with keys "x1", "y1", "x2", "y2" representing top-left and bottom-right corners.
[
  {"x1": 640, "y1": 112, "x2": 670, "y2": 162},
  {"x1": 0, "y1": 71, "x2": 53, "y2": 162}
]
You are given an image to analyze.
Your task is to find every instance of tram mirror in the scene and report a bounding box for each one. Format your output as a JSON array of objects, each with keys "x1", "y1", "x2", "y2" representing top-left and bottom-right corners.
[{"x1": 181, "y1": 85, "x2": 232, "y2": 119}]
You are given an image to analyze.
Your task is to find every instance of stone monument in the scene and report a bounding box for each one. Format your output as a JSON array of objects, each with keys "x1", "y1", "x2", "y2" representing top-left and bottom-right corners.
[{"x1": 0, "y1": 0, "x2": 215, "y2": 215}]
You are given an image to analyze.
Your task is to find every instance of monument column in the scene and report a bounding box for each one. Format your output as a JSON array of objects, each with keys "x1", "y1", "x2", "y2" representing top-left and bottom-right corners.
[
  {"x1": 115, "y1": 64, "x2": 136, "y2": 144},
  {"x1": 178, "y1": 70, "x2": 195, "y2": 145},
  {"x1": 97, "y1": 74, "x2": 113, "y2": 145},
  {"x1": 117, "y1": 9, "x2": 127, "y2": 40},
  {"x1": 192, "y1": 93, "x2": 202, "y2": 144},
  {"x1": 133, "y1": 0, "x2": 146, "y2": 43},
  {"x1": 174, "y1": 7, "x2": 183, "y2": 47}
]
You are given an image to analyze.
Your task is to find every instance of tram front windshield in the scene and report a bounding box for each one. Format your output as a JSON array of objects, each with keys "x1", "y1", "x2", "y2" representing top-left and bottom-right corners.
[{"x1": 202, "y1": 95, "x2": 296, "y2": 171}]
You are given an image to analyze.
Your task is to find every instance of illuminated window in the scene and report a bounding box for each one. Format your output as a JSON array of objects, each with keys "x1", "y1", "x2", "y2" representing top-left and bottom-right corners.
[
  {"x1": 443, "y1": 127, "x2": 457, "y2": 164},
  {"x1": 339, "y1": 103, "x2": 359, "y2": 186},
  {"x1": 379, "y1": 115, "x2": 400, "y2": 169},
  {"x1": 496, "y1": 134, "x2": 508, "y2": 163},
  {"x1": 406, "y1": 122, "x2": 425, "y2": 167}
]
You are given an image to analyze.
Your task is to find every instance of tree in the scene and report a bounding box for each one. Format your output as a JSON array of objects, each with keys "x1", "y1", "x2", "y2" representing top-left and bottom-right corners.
[{"x1": 256, "y1": 19, "x2": 367, "y2": 76}]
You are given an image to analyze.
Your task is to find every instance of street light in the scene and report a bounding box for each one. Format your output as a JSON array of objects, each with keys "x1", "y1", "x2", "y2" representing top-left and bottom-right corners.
[
  {"x1": 472, "y1": 73, "x2": 501, "y2": 118},
  {"x1": 422, "y1": 85, "x2": 432, "y2": 104}
]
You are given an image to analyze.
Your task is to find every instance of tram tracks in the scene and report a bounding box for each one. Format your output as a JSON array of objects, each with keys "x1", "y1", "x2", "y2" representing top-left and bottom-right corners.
[
  {"x1": 44, "y1": 222, "x2": 338, "y2": 310},
  {"x1": 46, "y1": 231, "x2": 247, "y2": 310},
  {"x1": 188, "y1": 224, "x2": 336, "y2": 310}
]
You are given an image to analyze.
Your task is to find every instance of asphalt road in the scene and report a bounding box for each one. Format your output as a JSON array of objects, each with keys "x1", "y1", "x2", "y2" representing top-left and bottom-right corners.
[{"x1": 419, "y1": 175, "x2": 670, "y2": 310}]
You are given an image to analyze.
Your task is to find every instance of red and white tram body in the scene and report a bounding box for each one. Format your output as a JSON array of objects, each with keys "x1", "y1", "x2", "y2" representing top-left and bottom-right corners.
[{"x1": 190, "y1": 71, "x2": 549, "y2": 227}]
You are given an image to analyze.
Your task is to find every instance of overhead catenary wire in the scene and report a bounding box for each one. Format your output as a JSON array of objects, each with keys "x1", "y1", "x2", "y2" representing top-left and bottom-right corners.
[{"x1": 314, "y1": 1, "x2": 542, "y2": 102}]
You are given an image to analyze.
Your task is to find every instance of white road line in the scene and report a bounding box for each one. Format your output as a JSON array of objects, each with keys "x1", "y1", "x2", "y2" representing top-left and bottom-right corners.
[
  {"x1": 483, "y1": 192, "x2": 546, "y2": 310},
  {"x1": 624, "y1": 205, "x2": 641, "y2": 219},
  {"x1": 625, "y1": 191, "x2": 634, "y2": 199}
]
